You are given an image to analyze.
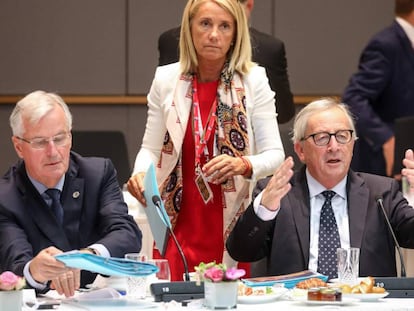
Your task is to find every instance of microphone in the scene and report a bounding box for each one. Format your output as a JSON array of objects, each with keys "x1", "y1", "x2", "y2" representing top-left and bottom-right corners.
[
  {"x1": 375, "y1": 195, "x2": 406, "y2": 277},
  {"x1": 152, "y1": 195, "x2": 190, "y2": 281},
  {"x1": 150, "y1": 195, "x2": 203, "y2": 302}
]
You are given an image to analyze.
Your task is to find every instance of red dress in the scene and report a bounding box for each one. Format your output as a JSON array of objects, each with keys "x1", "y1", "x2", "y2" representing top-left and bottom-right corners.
[{"x1": 154, "y1": 80, "x2": 224, "y2": 281}]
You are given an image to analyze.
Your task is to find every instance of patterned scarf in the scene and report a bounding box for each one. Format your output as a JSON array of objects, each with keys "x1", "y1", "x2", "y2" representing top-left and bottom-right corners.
[{"x1": 159, "y1": 66, "x2": 250, "y2": 241}]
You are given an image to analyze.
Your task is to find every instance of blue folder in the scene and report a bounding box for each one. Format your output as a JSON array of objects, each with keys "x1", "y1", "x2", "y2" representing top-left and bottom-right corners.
[
  {"x1": 142, "y1": 162, "x2": 171, "y2": 256},
  {"x1": 242, "y1": 270, "x2": 328, "y2": 289},
  {"x1": 55, "y1": 252, "x2": 158, "y2": 277}
]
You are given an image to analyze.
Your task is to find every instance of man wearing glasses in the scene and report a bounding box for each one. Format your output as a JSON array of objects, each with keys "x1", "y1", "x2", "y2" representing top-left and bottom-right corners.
[
  {"x1": 0, "y1": 90, "x2": 142, "y2": 297},
  {"x1": 226, "y1": 97, "x2": 414, "y2": 279}
]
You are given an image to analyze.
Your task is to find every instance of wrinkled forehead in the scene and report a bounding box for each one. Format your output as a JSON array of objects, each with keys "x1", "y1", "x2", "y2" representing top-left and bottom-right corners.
[{"x1": 306, "y1": 108, "x2": 352, "y2": 133}]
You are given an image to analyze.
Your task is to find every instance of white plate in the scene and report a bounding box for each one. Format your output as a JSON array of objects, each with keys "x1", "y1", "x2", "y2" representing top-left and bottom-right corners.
[
  {"x1": 343, "y1": 292, "x2": 389, "y2": 301},
  {"x1": 298, "y1": 297, "x2": 358, "y2": 306},
  {"x1": 238, "y1": 288, "x2": 288, "y2": 304}
]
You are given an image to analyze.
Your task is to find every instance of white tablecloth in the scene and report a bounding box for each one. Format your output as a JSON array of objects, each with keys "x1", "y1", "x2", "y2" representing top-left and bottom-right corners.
[
  {"x1": 46, "y1": 297, "x2": 414, "y2": 311},
  {"x1": 26, "y1": 288, "x2": 414, "y2": 311}
]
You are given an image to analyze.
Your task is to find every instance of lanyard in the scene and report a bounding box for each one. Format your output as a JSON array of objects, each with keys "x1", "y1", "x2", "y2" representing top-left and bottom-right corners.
[{"x1": 192, "y1": 76, "x2": 218, "y2": 167}]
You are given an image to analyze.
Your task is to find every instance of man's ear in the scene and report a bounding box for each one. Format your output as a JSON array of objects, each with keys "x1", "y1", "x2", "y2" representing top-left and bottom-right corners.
[
  {"x1": 11, "y1": 136, "x2": 24, "y2": 159},
  {"x1": 294, "y1": 142, "x2": 305, "y2": 163}
]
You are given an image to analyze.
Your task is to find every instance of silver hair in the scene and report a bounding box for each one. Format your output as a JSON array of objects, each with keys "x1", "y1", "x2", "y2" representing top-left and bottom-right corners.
[
  {"x1": 291, "y1": 97, "x2": 357, "y2": 143},
  {"x1": 9, "y1": 90, "x2": 72, "y2": 137}
]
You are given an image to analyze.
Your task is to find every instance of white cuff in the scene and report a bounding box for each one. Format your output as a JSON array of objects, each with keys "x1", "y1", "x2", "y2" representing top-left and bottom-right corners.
[
  {"x1": 24, "y1": 261, "x2": 48, "y2": 290},
  {"x1": 253, "y1": 191, "x2": 279, "y2": 221}
]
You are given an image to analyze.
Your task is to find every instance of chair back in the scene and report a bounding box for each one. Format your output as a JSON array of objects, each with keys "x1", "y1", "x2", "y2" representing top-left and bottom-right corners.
[
  {"x1": 71, "y1": 130, "x2": 131, "y2": 187},
  {"x1": 393, "y1": 116, "x2": 414, "y2": 176}
]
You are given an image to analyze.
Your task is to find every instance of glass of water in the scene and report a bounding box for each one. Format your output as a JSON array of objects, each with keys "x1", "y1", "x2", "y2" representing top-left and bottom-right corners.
[
  {"x1": 124, "y1": 253, "x2": 148, "y2": 299},
  {"x1": 337, "y1": 247, "x2": 360, "y2": 285}
]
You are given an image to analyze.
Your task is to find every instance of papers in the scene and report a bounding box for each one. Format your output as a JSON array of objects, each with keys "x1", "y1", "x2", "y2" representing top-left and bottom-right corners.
[
  {"x1": 242, "y1": 270, "x2": 328, "y2": 289},
  {"x1": 55, "y1": 252, "x2": 158, "y2": 277},
  {"x1": 142, "y1": 162, "x2": 170, "y2": 256},
  {"x1": 64, "y1": 288, "x2": 158, "y2": 310}
]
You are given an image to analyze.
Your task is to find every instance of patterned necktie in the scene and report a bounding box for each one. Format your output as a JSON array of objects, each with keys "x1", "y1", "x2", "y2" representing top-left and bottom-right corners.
[
  {"x1": 46, "y1": 188, "x2": 64, "y2": 225},
  {"x1": 317, "y1": 190, "x2": 340, "y2": 279}
]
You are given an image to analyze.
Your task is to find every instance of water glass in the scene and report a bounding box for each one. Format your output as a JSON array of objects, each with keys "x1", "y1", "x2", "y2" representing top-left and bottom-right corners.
[
  {"x1": 148, "y1": 259, "x2": 171, "y2": 283},
  {"x1": 124, "y1": 253, "x2": 148, "y2": 299},
  {"x1": 337, "y1": 247, "x2": 360, "y2": 285}
]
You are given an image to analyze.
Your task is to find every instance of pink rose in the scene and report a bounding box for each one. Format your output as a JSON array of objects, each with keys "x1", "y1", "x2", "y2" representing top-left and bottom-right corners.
[
  {"x1": 204, "y1": 267, "x2": 225, "y2": 282},
  {"x1": 225, "y1": 267, "x2": 245, "y2": 281},
  {"x1": 0, "y1": 271, "x2": 25, "y2": 291}
]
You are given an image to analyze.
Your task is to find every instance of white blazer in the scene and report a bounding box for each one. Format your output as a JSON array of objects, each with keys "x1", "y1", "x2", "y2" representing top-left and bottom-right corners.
[{"x1": 133, "y1": 62, "x2": 285, "y2": 186}]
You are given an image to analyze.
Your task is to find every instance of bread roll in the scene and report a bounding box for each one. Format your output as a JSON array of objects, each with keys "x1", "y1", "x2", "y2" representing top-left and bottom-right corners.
[
  {"x1": 359, "y1": 276, "x2": 374, "y2": 293},
  {"x1": 372, "y1": 286, "x2": 386, "y2": 293}
]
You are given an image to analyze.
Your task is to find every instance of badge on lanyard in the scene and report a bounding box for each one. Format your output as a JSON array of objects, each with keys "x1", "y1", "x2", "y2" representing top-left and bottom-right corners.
[
  {"x1": 192, "y1": 76, "x2": 217, "y2": 204},
  {"x1": 195, "y1": 165, "x2": 214, "y2": 204}
]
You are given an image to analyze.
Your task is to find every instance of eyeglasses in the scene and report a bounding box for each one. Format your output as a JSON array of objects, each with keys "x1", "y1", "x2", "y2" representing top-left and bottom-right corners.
[
  {"x1": 16, "y1": 132, "x2": 71, "y2": 149},
  {"x1": 301, "y1": 129, "x2": 354, "y2": 146}
]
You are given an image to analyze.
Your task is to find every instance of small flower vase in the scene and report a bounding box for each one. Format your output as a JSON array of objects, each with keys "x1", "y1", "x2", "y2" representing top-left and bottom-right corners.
[
  {"x1": 203, "y1": 281, "x2": 238, "y2": 309},
  {"x1": 0, "y1": 290, "x2": 23, "y2": 311}
]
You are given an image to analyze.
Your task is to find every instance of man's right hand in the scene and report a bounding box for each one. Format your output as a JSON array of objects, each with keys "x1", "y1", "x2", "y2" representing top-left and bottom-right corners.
[
  {"x1": 29, "y1": 246, "x2": 66, "y2": 283},
  {"x1": 29, "y1": 246, "x2": 80, "y2": 297},
  {"x1": 260, "y1": 157, "x2": 294, "y2": 211},
  {"x1": 402, "y1": 149, "x2": 414, "y2": 186}
]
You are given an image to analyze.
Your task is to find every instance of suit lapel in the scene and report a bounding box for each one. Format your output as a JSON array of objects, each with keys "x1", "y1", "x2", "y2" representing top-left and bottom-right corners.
[
  {"x1": 289, "y1": 170, "x2": 311, "y2": 265},
  {"x1": 393, "y1": 21, "x2": 414, "y2": 72},
  {"x1": 16, "y1": 166, "x2": 71, "y2": 249},
  {"x1": 346, "y1": 171, "x2": 369, "y2": 249},
  {"x1": 61, "y1": 167, "x2": 84, "y2": 247}
]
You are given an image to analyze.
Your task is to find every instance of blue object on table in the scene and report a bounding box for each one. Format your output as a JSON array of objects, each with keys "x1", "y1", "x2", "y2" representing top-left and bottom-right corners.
[
  {"x1": 55, "y1": 252, "x2": 159, "y2": 277},
  {"x1": 142, "y1": 162, "x2": 170, "y2": 256},
  {"x1": 242, "y1": 270, "x2": 328, "y2": 289}
]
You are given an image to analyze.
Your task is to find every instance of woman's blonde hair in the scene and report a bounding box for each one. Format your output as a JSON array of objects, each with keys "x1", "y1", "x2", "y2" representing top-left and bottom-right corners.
[{"x1": 179, "y1": 0, "x2": 253, "y2": 75}]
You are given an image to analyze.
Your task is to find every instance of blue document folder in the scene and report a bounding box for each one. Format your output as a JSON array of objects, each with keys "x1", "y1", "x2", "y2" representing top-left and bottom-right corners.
[
  {"x1": 242, "y1": 270, "x2": 328, "y2": 289},
  {"x1": 55, "y1": 252, "x2": 158, "y2": 277},
  {"x1": 142, "y1": 162, "x2": 171, "y2": 256}
]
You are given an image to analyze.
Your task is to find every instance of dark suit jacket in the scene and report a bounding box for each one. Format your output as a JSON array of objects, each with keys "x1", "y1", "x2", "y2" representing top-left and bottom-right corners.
[
  {"x1": 342, "y1": 21, "x2": 414, "y2": 176},
  {"x1": 158, "y1": 26, "x2": 295, "y2": 124},
  {"x1": 0, "y1": 151, "x2": 142, "y2": 288},
  {"x1": 226, "y1": 167, "x2": 414, "y2": 277}
]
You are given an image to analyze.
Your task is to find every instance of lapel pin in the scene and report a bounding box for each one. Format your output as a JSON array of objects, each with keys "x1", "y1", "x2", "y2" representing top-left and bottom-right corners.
[{"x1": 73, "y1": 191, "x2": 80, "y2": 199}]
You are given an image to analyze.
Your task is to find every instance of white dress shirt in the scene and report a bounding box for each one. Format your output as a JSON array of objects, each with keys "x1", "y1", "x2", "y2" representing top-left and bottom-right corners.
[{"x1": 396, "y1": 17, "x2": 414, "y2": 49}]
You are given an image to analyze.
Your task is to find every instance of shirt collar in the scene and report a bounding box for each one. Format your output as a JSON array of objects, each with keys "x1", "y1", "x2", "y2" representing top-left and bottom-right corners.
[
  {"x1": 306, "y1": 168, "x2": 347, "y2": 199},
  {"x1": 28, "y1": 174, "x2": 65, "y2": 194},
  {"x1": 396, "y1": 17, "x2": 414, "y2": 48}
]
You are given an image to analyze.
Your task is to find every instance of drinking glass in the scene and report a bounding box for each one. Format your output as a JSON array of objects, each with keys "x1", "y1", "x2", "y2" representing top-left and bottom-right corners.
[
  {"x1": 337, "y1": 247, "x2": 360, "y2": 285},
  {"x1": 124, "y1": 253, "x2": 148, "y2": 299},
  {"x1": 148, "y1": 259, "x2": 171, "y2": 284}
]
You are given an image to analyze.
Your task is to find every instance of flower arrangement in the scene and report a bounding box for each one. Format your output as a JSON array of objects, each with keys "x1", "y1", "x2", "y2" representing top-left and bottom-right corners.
[
  {"x1": 195, "y1": 261, "x2": 245, "y2": 284},
  {"x1": 0, "y1": 271, "x2": 25, "y2": 291}
]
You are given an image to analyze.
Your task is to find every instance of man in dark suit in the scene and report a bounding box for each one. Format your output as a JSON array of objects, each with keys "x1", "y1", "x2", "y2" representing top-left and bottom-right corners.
[
  {"x1": 0, "y1": 90, "x2": 142, "y2": 297},
  {"x1": 342, "y1": 0, "x2": 414, "y2": 177},
  {"x1": 226, "y1": 98, "x2": 414, "y2": 279},
  {"x1": 158, "y1": 0, "x2": 295, "y2": 124}
]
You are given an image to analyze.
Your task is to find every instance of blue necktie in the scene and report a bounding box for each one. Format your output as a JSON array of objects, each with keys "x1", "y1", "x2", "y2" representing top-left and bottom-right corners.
[
  {"x1": 317, "y1": 190, "x2": 340, "y2": 279},
  {"x1": 46, "y1": 188, "x2": 64, "y2": 225}
]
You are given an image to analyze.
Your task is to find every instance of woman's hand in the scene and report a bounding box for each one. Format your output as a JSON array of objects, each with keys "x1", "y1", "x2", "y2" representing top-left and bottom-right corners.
[
  {"x1": 202, "y1": 154, "x2": 251, "y2": 184},
  {"x1": 127, "y1": 172, "x2": 146, "y2": 206},
  {"x1": 383, "y1": 136, "x2": 395, "y2": 177}
]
